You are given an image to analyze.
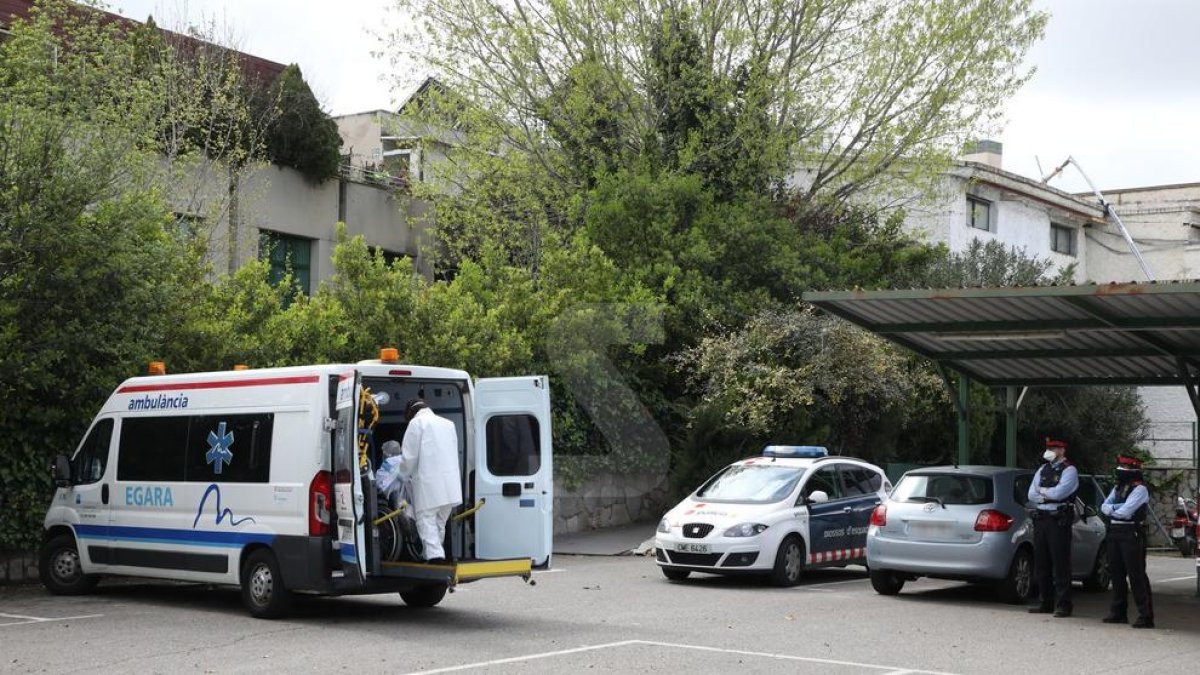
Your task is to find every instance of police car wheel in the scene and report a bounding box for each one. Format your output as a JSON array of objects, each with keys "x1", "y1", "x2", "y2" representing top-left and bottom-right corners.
[
  {"x1": 769, "y1": 536, "x2": 805, "y2": 587},
  {"x1": 39, "y1": 534, "x2": 99, "y2": 596},
  {"x1": 661, "y1": 566, "x2": 690, "y2": 581},
  {"x1": 241, "y1": 549, "x2": 293, "y2": 619},
  {"x1": 401, "y1": 583, "x2": 448, "y2": 608}
]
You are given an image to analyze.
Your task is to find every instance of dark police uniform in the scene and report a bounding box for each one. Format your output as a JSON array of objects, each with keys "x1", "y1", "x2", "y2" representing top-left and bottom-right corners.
[
  {"x1": 1028, "y1": 455, "x2": 1077, "y2": 616},
  {"x1": 1101, "y1": 462, "x2": 1154, "y2": 628}
]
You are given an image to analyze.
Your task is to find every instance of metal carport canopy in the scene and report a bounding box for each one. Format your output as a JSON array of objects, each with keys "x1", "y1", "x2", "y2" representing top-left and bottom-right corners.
[{"x1": 802, "y1": 281, "x2": 1200, "y2": 389}]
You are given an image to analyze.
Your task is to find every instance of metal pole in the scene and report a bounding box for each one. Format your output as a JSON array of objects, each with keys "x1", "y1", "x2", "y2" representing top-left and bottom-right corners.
[
  {"x1": 1005, "y1": 386, "x2": 1018, "y2": 468},
  {"x1": 1064, "y1": 157, "x2": 1156, "y2": 282},
  {"x1": 958, "y1": 375, "x2": 970, "y2": 466}
]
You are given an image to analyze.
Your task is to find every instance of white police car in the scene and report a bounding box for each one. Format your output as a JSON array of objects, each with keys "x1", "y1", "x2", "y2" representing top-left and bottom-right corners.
[{"x1": 655, "y1": 446, "x2": 890, "y2": 586}]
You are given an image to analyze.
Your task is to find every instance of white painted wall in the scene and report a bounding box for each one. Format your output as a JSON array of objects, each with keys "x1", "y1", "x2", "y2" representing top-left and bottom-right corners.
[{"x1": 900, "y1": 171, "x2": 1087, "y2": 281}]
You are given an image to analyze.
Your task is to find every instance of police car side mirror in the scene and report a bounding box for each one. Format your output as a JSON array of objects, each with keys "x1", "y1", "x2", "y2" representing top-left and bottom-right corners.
[
  {"x1": 52, "y1": 454, "x2": 72, "y2": 488},
  {"x1": 807, "y1": 490, "x2": 829, "y2": 505}
]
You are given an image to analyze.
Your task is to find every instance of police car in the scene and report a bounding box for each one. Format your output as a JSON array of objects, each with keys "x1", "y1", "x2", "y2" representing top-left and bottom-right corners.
[{"x1": 655, "y1": 446, "x2": 890, "y2": 586}]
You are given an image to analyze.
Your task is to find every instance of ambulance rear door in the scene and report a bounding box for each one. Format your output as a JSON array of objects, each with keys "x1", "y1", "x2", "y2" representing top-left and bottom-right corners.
[
  {"x1": 473, "y1": 376, "x2": 553, "y2": 567},
  {"x1": 333, "y1": 373, "x2": 368, "y2": 584}
]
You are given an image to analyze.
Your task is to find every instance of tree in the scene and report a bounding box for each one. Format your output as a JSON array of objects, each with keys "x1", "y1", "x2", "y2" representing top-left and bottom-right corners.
[
  {"x1": 262, "y1": 64, "x2": 343, "y2": 182},
  {"x1": 393, "y1": 0, "x2": 1046, "y2": 201},
  {"x1": 0, "y1": 1, "x2": 197, "y2": 550}
]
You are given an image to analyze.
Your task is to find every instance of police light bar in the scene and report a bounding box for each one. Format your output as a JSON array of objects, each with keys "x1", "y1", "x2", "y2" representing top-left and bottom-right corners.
[{"x1": 762, "y1": 445, "x2": 828, "y2": 458}]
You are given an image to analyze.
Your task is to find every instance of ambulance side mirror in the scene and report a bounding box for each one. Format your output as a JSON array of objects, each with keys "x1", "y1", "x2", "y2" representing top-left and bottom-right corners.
[{"x1": 52, "y1": 454, "x2": 72, "y2": 488}]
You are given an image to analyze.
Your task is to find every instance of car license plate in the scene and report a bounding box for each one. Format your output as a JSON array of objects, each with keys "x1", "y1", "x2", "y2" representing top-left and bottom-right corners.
[
  {"x1": 909, "y1": 522, "x2": 951, "y2": 538},
  {"x1": 676, "y1": 542, "x2": 710, "y2": 554},
  {"x1": 1171, "y1": 527, "x2": 1185, "y2": 538}
]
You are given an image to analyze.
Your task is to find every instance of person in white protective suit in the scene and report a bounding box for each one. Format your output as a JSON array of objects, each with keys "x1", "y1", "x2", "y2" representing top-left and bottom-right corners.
[{"x1": 395, "y1": 398, "x2": 463, "y2": 564}]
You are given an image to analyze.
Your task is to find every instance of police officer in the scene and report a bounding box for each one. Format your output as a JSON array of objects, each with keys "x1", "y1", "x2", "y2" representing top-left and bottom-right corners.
[
  {"x1": 1027, "y1": 439, "x2": 1078, "y2": 617},
  {"x1": 1100, "y1": 454, "x2": 1155, "y2": 628}
]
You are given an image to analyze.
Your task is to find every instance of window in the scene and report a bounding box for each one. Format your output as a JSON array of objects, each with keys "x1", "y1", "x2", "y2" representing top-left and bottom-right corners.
[
  {"x1": 73, "y1": 419, "x2": 114, "y2": 485},
  {"x1": 801, "y1": 465, "x2": 842, "y2": 502},
  {"x1": 840, "y1": 466, "x2": 883, "y2": 497},
  {"x1": 1050, "y1": 223, "x2": 1077, "y2": 256},
  {"x1": 183, "y1": 414, "x2": 274, "y2": 483},
  {"x1": 1013, "y1": 473, "x2": 1033, "y2": 506},
  {"x1": 259, "y1": 230, "x2": 313, "y2": 295},
  {"x1": 118, "y1": 414, "x2": 274, "y2": 483},
  {"x1": 694, "y1": 464, "x2": 805, "y2": 503},
  {"x1": 485, "y1": 415, "x2": 540, "y2": 476},
  {"x1": 967, "y1": 196, "x2": 992, "y2": 231},
  {"x1": 892, "y1": 473, "x2": 995, "y2": 506}
]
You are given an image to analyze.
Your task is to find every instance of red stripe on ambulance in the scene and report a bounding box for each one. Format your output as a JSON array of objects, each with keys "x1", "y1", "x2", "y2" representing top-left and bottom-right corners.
[{"x1": 119, "y1": 375, "x2": 320, "y2": 393}]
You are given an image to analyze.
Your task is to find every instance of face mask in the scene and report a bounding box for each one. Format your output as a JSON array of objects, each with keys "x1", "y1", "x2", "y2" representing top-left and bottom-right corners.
[{"x1": 1042, "y1": 450, "x2": 1058, "y2": 462}]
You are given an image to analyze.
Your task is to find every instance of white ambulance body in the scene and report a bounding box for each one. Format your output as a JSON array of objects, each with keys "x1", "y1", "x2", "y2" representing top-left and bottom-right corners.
[{"x1": 40, "y1": 359, "x2": 552, "y2": 618}]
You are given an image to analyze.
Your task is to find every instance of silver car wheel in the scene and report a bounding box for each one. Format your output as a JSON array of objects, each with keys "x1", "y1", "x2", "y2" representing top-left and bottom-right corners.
[{"x1": 1013, "y1": 552, "x2": 1033, "y2": 599}]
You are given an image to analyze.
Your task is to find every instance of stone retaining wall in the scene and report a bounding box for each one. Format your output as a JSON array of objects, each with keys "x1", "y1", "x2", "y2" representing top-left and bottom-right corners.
[
  {"x1": 1, "y1": 551, "x2": 37, "y2": 584},
  {"x1": 553, "y1": 471, "x2": 669, "y2": 535}
]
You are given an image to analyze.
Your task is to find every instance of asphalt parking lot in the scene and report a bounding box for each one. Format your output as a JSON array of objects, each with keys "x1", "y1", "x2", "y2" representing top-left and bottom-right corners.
[{"x1": 2, "y1": 553, "x2": 1197, "y2": 674}]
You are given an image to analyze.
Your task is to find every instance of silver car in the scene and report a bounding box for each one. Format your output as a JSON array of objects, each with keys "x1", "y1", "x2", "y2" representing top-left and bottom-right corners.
[{"x1": 866, "y1": 466, "x2": 1110, "y2": 603}]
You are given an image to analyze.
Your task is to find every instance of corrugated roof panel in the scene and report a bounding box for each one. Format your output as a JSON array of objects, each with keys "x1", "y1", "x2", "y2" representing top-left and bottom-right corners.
[{"x1": 806, "y1": 281, "x2": 1200, "y2": 386}]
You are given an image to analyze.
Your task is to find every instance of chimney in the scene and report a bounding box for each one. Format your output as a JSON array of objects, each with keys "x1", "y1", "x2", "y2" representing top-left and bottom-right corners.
[{"x1": 962, "y1": 139, "x2": 1002, "y2": 169}]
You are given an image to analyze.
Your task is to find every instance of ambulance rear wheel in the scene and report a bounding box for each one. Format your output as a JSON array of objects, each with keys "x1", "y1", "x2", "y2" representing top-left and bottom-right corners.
[
  {"x1": 769, "y1": 536, "x2": 805, "y2": 587},
  {"x1": 39, "y1": 533, "x2": 98, "y2": 595},
  {"x1": 241, "y1": 549, "x2": 293, "y2": 619},
  {"x1": 401, "y1": 583, "x2": 448, "y2": 608}
]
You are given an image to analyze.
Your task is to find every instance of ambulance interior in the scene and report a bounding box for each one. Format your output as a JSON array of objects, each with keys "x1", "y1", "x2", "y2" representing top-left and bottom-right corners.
[{"x1": 347, "y1": 376, "x2": 474, "y2": 574}]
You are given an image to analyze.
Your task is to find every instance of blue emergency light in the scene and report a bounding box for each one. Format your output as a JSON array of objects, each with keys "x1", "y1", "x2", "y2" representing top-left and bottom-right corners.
[{"x1": 762, "y1": 445, "x2": 828, "y2": 458}]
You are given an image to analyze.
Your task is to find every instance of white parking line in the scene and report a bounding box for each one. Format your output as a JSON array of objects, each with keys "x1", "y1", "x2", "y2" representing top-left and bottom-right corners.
[
  {"x1": 1154, "y1": 575, "x2": 1197, "y2": 583},
  {"x1": 0, "y1": 612, "x2": 103, "y2": 627},
  {"x1": 795, "y1": 577, "x2": 871, "y2": 590},
  {"x1": 402, "y1": 639, "x2": 960, "y2": 675}
]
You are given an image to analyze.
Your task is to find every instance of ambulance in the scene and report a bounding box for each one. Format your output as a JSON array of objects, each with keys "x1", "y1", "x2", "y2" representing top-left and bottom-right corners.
[{"x1": 39, "y1": 352, "x2": 553, "y2": 618}]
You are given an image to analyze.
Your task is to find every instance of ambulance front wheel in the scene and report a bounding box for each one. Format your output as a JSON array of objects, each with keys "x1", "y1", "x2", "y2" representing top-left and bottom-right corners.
[
  {"x1": 39, "y1": 533, "x2": 99, "y2": 595},
  {"x1": 401, "y1": 583, "x2": 448, "y2": 608},
  {"x1": 241, "y1": 549, "x2": 293, "y2": 619}
]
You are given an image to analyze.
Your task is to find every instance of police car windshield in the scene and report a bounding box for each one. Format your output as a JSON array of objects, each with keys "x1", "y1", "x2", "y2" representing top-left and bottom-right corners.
[{"x1": 695, "y1": 464, "x2": 805, "y2": 503}]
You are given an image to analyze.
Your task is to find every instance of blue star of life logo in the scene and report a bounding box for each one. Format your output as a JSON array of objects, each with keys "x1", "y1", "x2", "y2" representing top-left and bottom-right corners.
[{"x1": 206, "y1": 422, "x2": 234, "y2": 475}]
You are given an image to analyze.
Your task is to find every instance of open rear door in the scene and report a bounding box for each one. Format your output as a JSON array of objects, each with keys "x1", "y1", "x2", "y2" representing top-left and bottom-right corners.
[
  {"x1": 473, "y1": 376, "x2": 553, "y2": 567},
  {"x1": 333, "y1": 373, "x2": 368, "y2": 584}
]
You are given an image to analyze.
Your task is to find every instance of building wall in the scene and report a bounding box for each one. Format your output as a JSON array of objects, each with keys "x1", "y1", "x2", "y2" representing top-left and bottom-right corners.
[
  {"x1": 337, "y1": 111, "x2": 386, "y2": 168},
  {"x1": 900, "y1": 172, "x2": 1088, "y2": 281}
]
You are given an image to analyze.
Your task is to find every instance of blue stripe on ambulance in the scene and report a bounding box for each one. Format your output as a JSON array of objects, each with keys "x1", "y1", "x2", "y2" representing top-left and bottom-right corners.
[
  {"x1": 339, "y1": 543, "x2": 356, "y2": 562},
  {"x1": 75, "y1": 524, "x2": 275, "y2": 548}
]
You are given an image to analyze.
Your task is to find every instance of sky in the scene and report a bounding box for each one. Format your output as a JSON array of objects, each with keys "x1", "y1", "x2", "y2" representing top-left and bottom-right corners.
[{"x1": 108, "y1": 0, "x2": 1200, "y2": 194}]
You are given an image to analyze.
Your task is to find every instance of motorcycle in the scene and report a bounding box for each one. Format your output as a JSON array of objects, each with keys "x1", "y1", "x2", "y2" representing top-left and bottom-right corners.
[{"x1": 1170, "y1": 495, "x2": 1198, "y2": 557}]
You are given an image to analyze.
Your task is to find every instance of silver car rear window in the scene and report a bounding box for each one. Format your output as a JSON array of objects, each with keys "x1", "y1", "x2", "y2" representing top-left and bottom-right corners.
[
  {"x1": 695, "y1": 464, "x2": 805, "y2": 503},
  {"x1": 892, "y1": 474, "x2": 994, "y2": 506}
]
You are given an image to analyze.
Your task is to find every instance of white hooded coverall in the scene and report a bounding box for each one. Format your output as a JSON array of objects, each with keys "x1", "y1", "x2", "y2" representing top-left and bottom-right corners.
[{"x1": 396, "y1": 407, "x2": 463, "y2": 560}]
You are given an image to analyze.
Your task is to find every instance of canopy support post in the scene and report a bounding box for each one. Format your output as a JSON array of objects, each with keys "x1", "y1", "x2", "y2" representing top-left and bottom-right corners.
[
  {"x1": 1178, "y1": 358, "x2": 1200, "y2": 597},
  {"x1": 1004, "y1": 386, "x2": 1027, "y2": 468},
  {"x1": 958, "y1": 375, "x2": 970, "y2": 466},
  {"x1": 934, "y1": 364, "x2": 970, "y2": 466}
]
